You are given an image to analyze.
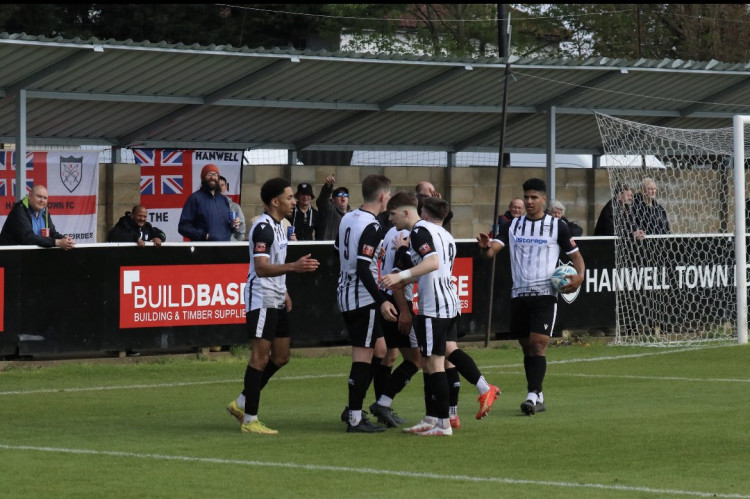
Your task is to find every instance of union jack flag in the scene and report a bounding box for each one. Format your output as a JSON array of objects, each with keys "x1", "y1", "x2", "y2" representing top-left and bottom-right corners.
[
  {"x1": 135, "y1": 149, "x2": 192, "y2": 209},
  {"x1": 0, "y1": 151, "x2": 37, "y2": 198}
]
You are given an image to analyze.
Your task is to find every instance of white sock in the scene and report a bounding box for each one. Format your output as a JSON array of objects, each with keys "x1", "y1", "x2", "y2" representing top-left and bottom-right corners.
[
  {"x1": 537, "y1": 392, "x2": 544, "y2": 403},
  {"x1": 243, "y1": 414, "x2": 257, "y2": 424},
  {"x1": 437, "y1": 418, "x2": 450, "y2": 429},
  {"x1": 377, "y1": 395, "x2": 393, "y2": 408},
  {"x1": 349, "y1": 409, "x2": 362, "y2": 426},
  {"x1": 476, "y1": 375, "x2": 491, "y2": 395},
  {"x1": 449, "y1": 406, "x2": 458, "y2": 417},
  {"x1": 236, "y1": 393, "x2": 246, "y2": 409},
  {"x1": 424, "y1": 415, "x2": 438, "y2": 425},
  {"x1": 526, "y1": 392, "x2": 538, "y2": 404}
]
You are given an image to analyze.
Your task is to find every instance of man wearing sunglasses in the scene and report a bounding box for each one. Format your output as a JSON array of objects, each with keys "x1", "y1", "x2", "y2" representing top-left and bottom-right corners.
[{"x1": 316, "y1": 173, "x2": 351, "y2": 241}]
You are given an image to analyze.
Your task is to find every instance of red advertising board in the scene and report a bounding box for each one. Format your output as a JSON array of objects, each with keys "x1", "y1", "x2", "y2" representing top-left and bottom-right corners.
[
  {"x1": 0, "y1": 267, "x2": 4, "y2": 332},
  {"x1": 119, "y1": 264, "x2": 247, "y2": 328},
  {"x1": 412, "y1": 257, "x2": 473, "y2": 314}
]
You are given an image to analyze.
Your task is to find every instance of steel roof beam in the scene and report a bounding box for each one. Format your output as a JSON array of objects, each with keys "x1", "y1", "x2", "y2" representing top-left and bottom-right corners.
[
  {"x1": 2, "y1": 49, "x2": 92, "y2": 97},
  {"x1": 292, "y1": 67, "x2": 468, "y2": 150},
  {"x1": 535, "y1": 70, "x2": 624, "y2": 112},
  {"x1": 115, "y1": 59, "x2": 292, "y2": 146}
]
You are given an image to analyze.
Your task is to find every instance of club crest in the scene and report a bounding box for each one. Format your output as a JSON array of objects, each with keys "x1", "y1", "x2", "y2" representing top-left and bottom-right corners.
[{"x1": 60, "y1": 155, "x2": 83, "y2": 193}]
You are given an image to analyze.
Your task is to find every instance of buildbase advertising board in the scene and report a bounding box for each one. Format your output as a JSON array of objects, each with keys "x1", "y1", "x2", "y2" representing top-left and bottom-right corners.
[
  {"x1": 135, "y1": 149, "x2": 243, "y2": 242},
  {"x1": 120, "y1": 264, "x2": 247, "y2": 328},
  {"x1": 412, "y1": 257, "x2": 473, "y2": 314},
  {"x1": 0, "y1": 151, "x2": 99, "y2": 243}
]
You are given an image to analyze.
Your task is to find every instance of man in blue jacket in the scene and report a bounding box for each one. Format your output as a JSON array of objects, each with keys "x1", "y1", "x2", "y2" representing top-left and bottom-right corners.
[
  {"x1": 0, "y1": 184, "x2": 75, "y2": 250},
  {"x1": 178, "y1": 163, "x2": 239, "y2": 241}
]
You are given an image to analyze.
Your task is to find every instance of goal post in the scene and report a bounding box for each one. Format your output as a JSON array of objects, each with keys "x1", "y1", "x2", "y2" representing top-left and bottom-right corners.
[
  {"x1": 733, "y1": 115, "x2": 748, "y2": 345},
  {"x1": 596, "y1": 113, "x2": 748, "y2": 346}
]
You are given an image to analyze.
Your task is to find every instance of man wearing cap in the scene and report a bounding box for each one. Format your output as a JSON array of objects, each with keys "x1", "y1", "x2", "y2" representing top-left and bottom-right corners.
[
  {"x1": 286, "y1": 182, "x2": 318, "y2": 241},
  {"x1": 316, "y1": 173, "x2": 351, "y2": 241},
  {"x1": 178, "y1": 163, "x2": 239, "y2": 241}
]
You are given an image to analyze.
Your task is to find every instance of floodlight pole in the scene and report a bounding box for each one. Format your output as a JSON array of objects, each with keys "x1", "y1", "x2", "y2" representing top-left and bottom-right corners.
[
  {"x1": 733, "y1": 115, "x2": 748, "y2": 345},
  {"x1": 486, "y1": 8, "x2": 512, "y2": 347}
]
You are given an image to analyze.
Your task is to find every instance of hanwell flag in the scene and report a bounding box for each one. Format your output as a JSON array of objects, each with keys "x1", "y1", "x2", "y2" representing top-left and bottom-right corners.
[
  {"x1": 0, "y1": 151, "x2": 99, "y2": 243},
  {"x1": 135, "y1": 149, "x2": 243, "y2": 242}
]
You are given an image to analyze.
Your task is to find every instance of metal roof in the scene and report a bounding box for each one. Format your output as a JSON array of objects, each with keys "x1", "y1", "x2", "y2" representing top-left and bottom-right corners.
[{"x1": 2, "y1": 32, "x2": 750, "y2": 155}]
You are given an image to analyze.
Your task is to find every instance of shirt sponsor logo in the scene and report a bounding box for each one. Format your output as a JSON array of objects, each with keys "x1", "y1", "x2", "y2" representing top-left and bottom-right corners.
[
  {"x1": 362, "y1": 244, "x2": 375, "y2": 257},
  {"x1": 254, "y1": 242, "x2": 267, "y2": 253},
  {"x1": 517, "y1": 237, "x2": 547, "y2": 244},
  {"x1": 418, "y1": 243, "x2": 432, "y2": 256}
]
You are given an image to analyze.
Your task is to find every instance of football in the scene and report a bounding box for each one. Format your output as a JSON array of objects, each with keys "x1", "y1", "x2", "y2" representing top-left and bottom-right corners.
[{"x1": 550, "y1": 265, "x2": 577, "y2": 292}]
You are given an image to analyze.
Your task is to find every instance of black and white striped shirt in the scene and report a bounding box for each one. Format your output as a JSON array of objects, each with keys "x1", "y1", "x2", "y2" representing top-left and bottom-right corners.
[
  {"x1": 409, "y1": 220, "x2": 458, "y2": 319},
  {"x1": 244, "y1": 213, "x2": 288, "y2": 311},
  {"x1": 492, "y1": 214, "x2": 579, "y2": 298},
  {"x1": 335, "y1": 209, "x2": 382, "y2": 312},
  {"x1": 379, "y1": 226, "x2": 414, "y2": 301}
]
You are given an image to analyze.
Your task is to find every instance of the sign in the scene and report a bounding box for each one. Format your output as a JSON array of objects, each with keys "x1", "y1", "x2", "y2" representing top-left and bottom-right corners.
[
  {"x1": 412, "y1": 257, "x2": 473, "y2": 314},
  {"x1": 0, "y1": 151, "x2": 99, "y2": 243},
  {"x1": 119, "y1": 264, "x2": 248, "y2": 328},
  {"x1": 135, "y1": 149, "x2": 243, "y2": 242}
]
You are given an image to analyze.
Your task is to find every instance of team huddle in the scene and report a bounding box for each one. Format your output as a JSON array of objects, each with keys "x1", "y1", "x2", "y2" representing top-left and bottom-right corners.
[{"x1": 226, "y1": 175, "x2": 585, "y2": 436}]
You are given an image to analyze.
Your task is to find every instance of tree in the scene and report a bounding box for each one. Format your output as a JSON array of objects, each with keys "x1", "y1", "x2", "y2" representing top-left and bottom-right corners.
[{"x1": 517, "y1": 4, "x2": 750, "y2": 63}]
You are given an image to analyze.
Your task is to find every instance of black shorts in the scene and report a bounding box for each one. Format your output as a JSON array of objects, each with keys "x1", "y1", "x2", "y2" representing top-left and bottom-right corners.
[
  {"x1": 246, "y1": 307, "x2": 290, "y2": 341},
  {"x1": 381, "y1": 297, "x2": 418, "y2": 350},
  {"x1": 414, "y1": 316, "x2": 457, "y2": 358},
  {"x1": 510, "y1": 295, "x2": 558, "y2": 338},
  {"x1": 342, "y1": 304, "x2": 383, "y2": 348}
]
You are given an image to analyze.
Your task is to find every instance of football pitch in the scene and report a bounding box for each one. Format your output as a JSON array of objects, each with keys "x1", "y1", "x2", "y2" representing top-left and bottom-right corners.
[{"x1": 1, "y1": 342, "x2": 749, "y2": 498}]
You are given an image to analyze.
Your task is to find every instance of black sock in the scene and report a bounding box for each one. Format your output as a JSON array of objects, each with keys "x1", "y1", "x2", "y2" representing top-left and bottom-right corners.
[
  {"x1": 373, "y1": 363, "x2": 392, "y2": 402},
  {"x1": 384, "y1": 360, "x2": 419, "y2": 399},
  {"x1": 260, "y1": 361, "x2": 281, "y2": 390},
  {"x1": 348, "y1": 362, "x2": 372, "y2": 411},
  {"x1": 423, "y1": 372, "x2": 435, "y2": 417},
  {"x1": 446, "y1": 367, "x2": 460, "y2": 407},
  {"x1": 429, "y1": 372, "x2": 450, "y2": 420},
  {"x1": 243, "y1": 366, "x2": 264, "y2": 416},
  {"x1": 527, "y1": 355, "x2": 547, "y2": 393},
  {"x1": 524, "y1": 355, "x2": 532, "y2": 392},
  {"x1": 448, "y1": 349, "x2": 481, "y2": 385}
]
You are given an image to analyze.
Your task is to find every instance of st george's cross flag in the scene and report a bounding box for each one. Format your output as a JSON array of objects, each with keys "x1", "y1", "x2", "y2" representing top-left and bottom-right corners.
[{"x1": 0, "y1": 151, "x2": 99, "y2": 243}]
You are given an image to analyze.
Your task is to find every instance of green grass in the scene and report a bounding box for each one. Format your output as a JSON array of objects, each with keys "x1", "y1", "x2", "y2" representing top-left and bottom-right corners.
[{"x1": 1, "y1": 343, "x2": 749, "y2": 498}]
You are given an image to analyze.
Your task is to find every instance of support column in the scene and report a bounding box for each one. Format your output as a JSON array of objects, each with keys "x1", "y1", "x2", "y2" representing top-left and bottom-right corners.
[
  {"x1": 445, "y1": 151, "x2": 455, "y2": 231},
  {"x1": 14, "y1": 89, "x2": 27, "y2": 201},
  {"x1": 285, "y1": 150, "x2": 297, "y2": 182},
  {"x1": 546, "y1": 106, "x2": 556, "y2": 201}
]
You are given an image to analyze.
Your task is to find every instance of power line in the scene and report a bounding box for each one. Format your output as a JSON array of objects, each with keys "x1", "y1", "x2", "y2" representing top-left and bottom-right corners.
[{"x1": 214, "y1": 4, "x2": 635, "y2": 24}]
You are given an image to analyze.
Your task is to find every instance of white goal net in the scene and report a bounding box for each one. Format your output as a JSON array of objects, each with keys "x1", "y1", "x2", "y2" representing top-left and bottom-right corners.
[{"x1": 595, "y1": 113, "x2": 746, "y2": 346}]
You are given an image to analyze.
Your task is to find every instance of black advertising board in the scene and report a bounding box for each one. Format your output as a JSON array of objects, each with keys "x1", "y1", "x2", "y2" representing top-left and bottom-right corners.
[{"x1": 0, "y1": 236, "x2": 738, "y2": 357}]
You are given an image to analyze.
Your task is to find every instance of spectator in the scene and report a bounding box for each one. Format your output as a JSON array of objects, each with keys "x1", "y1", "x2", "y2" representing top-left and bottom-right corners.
[
  {"x1": 0, "y1": 184, "x2": 75, "y2": 250},
  {"x1": 316, "y1": 173, "x2": 350, "y2": 240},
  {"x1": 415, "y1": 181, "x2": 453, "y2": 226},
  {"x1": 594, "y1": 184, "x2": 634, "y2": 237},
  {"x1": 287, "y1": 182, "x2": 318, "y2": 241},
  {"x1": 107, "y1": 205, "x2": 166, "y2": 246},
  {"x1": 631, "y1": 177, "x2": 670, "y2": 241},
  {"x1": 548, "y1": 199, "x2": 584, "y2": 237},
  {"x1": 219, "y1": 175, "x2": 246, "y2": 241},
  {"x1": 178, "y1": 163, "x2": 239, "y2": 241},
  {"x1": 493, "y1": 197, "x2": 524, "y2": 235}
]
